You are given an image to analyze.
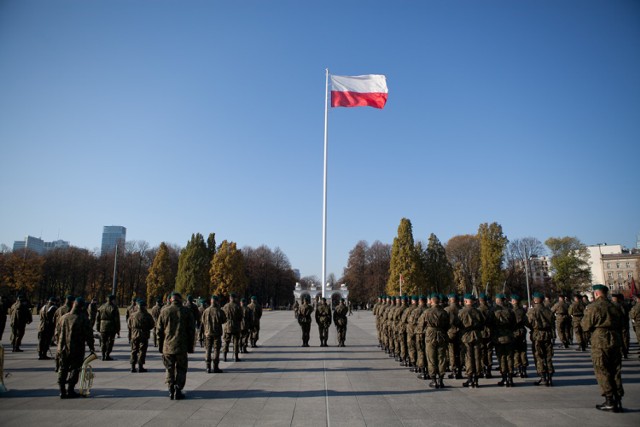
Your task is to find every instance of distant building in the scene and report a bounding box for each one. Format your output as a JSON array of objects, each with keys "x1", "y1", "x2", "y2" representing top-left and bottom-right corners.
[
  {"x1": 13, "y1": 235, "x2": 70, "y2": 255},
  {"x1": 637, "y1": 232, "x2": 640, "y2": 249},
  {"x1": 293, "y1": 281, "x2": 349, "y2": 305},
  {"x1": 101, "y1": 226, "x2": 126, "y2": 255},
  {"x1": 587, "y1": 244, "x2": 624, "y2": 285},
  {"x1": 587, "y1": 243, "x2": 640, "y2": 295}
]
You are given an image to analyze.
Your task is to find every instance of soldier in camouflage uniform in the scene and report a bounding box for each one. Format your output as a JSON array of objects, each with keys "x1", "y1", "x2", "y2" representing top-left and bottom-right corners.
[
  {"x1": 128, "y1": 299, "x2": 155, "y2": 373},
  {"x1": 424, "y1": 293, "x2": 449, "y2": 389},
  {"x1": 373, "y1": 296, "x2": 383, "y2": 347},
  {"x1": 459, "y1": 294, "x2": 483, "y2": 388},
  {"x1": 248, "y1": 296, "x2": 263, "y2": 347},
  {"x1": 10, "y1": 295, "x2": 32, "y2": 352},
  {"x1": 413, "y1": 295, "x2": 428, "y2": 377},
  {"x1": 239, "y1": 298, "x2": 253, "y2": 353},
  {"x1": 629, "y1": 295, "x2": 640, "y2": 358},
  {"x1": 510, "y1": 294, "x2": 529, "y2": 378},
  {"x1": 53, "y1": 295, "x2": 74, "y2": 371},
  {"x1": 87, "y1": 298, "x2": 99, "y2": 330},
  {"x1": 582, "y1": 284, "x2": 624, "y2": 412},
  {"x1": 611, "y1": 293, "x2": 630, "y2": 359},
  {"x1": 151, "y1": 297, "x2": 163, "y2": 347},
  {"x1": 476, "y1": 294, "x2": 494, "y2": 378},
  {"x1": 97, "y1": 294, "x2": 120, "y2": 361},
  {"x1": 406, "y1": 296, "x2": 422, "y2": 370},
  {"x1": 57, "y1": 297, "x2": 95, "y2": 399},
  {"x1": 445, "y1": 294, "x2": 462, "y2": 379},
  {"x1": 492, "y1": 294, "x2": 515, "y2": 387},
  {"x1": 38, "y1": 296, "x2": 58, "y2": 360},
  {"x1": 399, "y1": 296, "x2": 417, "y2": 365},
  {"x1": 157, "y1": 292, "x2": 195, "y2": 400},
  {"x1": 125, "y1": 297, "x2": 137, "y2": 344},
  {"x1": 315, "y1": 298, "x2": 332, "y2": 347},
  {"x1": 223, "y1": 293, "x2": 243, "y2": 360},
  {"x1": 569, "y1": 294, "x2": 586, "y2": 352},
  {"x1": 334, "y1": 299, "x2": 349, "y2": 347},
  {"x1": 551, "y1": 295, "x2": 570, "y2": 348},
  {"x1": 202, "y1": 295, "x2": 226, "y2": 373},
  {"x1": 527, "y1": 292, "x2": 555, "y2": 386}
]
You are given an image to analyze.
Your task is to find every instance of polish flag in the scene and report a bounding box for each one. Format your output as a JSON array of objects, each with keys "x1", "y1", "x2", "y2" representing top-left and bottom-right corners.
[{"x1": 330, "y1": 74, "x2": 388, "y2": 109}]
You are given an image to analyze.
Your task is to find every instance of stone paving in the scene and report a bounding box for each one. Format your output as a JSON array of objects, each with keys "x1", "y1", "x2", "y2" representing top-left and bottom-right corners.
[{"x1": 1, "y1": 310, "x2": 639, "y2": 426}]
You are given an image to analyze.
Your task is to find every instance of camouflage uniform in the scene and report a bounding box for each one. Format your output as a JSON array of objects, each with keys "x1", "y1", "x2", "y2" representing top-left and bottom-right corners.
[
  {"x1": 551, "y1": 297, "x2": 570, "y2": 348},
  {"x1": 492, "y1": 299, "x2": 515, "y2": 387},
  {"x1": 511, "y1": 296, "x2": 529, "y2": 377},
  {"x1": 406, "y1": 297, "x2": 423, "y2": 368},
  {"x1": 569, "y1": 296, "x2": 586, "y2": 351},
  {"x1": 581, "y1": 288, "x2": 624, "y2": 412},
  {"x1": 458, "y1": 298, "x2": 483, "y2": 388},
  {"x1": 202, "y1": 297, "x2": 226, "y2": 373},
  {"x1": 477, "y1": 296, "x2": 494, "y2": 378},
  {"x1": 334, "y1": 300, "x2": 348, "y2": 347},
  {"x1": 527, "y1": 297, "x2": 555, "y2": 386},
  {"x1": 414, "y1": 298, "x2": 429, "y2": 379},
  {"x1": 240, "y1": 298, "x2": 253, "y2": 353},
  {"x1": 151, "y1": 300, "x2": 163, "y2": 347},
  {"x1": 157, "y1": 296, "x2": 195, "y2": 399},
  {"x1": 248, "y1": 297, "x2": 263, "y2": 347},
  {"x1": 10, "y1": 298, "x2": 33, "y2": 352},
  {"x1": 445, "y1": 297, "x2": 462, "y2": 379},
  {"x1": 315, "y1": 299, "x2": 332, "y2": 347},
  {"x1": 629, "y1": 300, "x2": 640, "y2": 358},
  {"x1": 96, "y1": 297, "x2": 120, "y2": 360},
  {"x1": 38, "y1": 298, "x2": 58, "y2": 359},
  {"x1": 223, "y1": 295, "x2": 243, "y2": 359},
  {"x1": 128, "y1": 301, "x2": 155, "y2": 372},
  {"x1": 611, "y1": 295, "x2": 630, "y2": 359},
  {"x1": 423, "y1": 296, "x2": 449, "y2": 388},
  {"x1": 57, "y1": 301, "x2": 95, "y2": 398},
  {"x1": 125, "y1": 299, "x2": 137, "y2": 343}
]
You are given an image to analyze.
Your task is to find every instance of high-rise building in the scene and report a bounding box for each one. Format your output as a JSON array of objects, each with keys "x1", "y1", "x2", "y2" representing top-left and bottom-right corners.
[
  {"x1": 101, "y1": 226, "x2": 126, "y2": 255},
  {"x1": 637, "y1": 232, "x2": 640, "y2": 249},
  {"x1": 13, "y1": 235, "x2": 70, "y2": 255}
]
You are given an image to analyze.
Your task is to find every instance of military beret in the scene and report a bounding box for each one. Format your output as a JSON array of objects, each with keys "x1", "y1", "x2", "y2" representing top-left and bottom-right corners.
[
  {"x1": 251, "y1": 296, "x2": 257, "y2": 300},
  {"x1": 17, "y1": 294, "x2": 25, "y2": 300},
  {"x1": 411, "y1": 295, "x2": 418, "y2": 301},
  {"x1": 75, "y1": 297, "x2": 85, "y2": 305},
  {"x1": 171, "y1": 291, "x2": 183, "y2": 299},
  {"x1": 464, "y1": 293, "x2": 475, "y2": 300},
  {"x1": 230, "y1": 293, "x2": 237, "y2": 298},
  {"x1": 241, "y1": 297, "x2": 247, "y2": 303},
  {"x1": 211, "y1": 295, "x2": 219, "y2": 301},
  {"x1": 533, "y1": 292, "x2": 544, "y2": 299},
  {"x1": 138, "y1": 299, "x2": 147, "y2": 306},
  {"x1": 478, "y1": 293, "x2": 487, "y2": 300},
  {"x1": 187, "y1": 294, "x2": 194, "y2": 301},
  {"x1": 573, "y1": 294, "x2": 581, "y2": 299},
  {"x1": 49, "y1": 296, "x2": 56, "y2": 302},
  {"x1": 67, "y1": 294, "x2": 75, "y2": 301},
  {"x1": 108, "y1": 294, "x2": 116, "y2": 301},
  {"x1": 511, "y1": 294, "x2": 521, "y2": 301},
  {"x1": 448, "y1": 293, "x2": 457, "y2": 299},
  {"x1": 156, "y1": 297, "x2": 163, "y2": 303},
  {"x1": 430, "y1": 292, "x2": 440, "y2": 300},
  {"x1": 592, "y1": 284, "x2": 607, "y2": 293},
  {"x1": 495, "y1": 293, "x2": 505, "y2": 299}
]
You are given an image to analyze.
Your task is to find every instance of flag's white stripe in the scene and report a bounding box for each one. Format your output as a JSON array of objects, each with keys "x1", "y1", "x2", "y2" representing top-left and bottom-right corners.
[{"x1": 330, "y1": 74, "x2": 388, "y2": 94}]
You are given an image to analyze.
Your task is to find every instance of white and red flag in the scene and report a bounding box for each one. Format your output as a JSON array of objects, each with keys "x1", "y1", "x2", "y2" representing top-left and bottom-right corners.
[{"x1": 330, "y1": 74, "x2": 388, "y2": 109}]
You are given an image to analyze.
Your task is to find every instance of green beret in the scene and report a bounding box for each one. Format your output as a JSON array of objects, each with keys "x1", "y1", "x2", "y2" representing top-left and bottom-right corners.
[
  {"x1": 511, "y1": 294, "x2": 521, "y2": 301},
  {"x1": 138, "y1": 299, "x2": 147, "y2": 306},
  {"x1": 251, "y1": 296, "x2": 257, "y2": 300},
  {"x1": 411, "y1": 295, "x2": 418, "y2": 301},
  {"x1": 533, "y1": 292, "x2": 544, "y2": 299},
  {"x1": 464, "y1": 293, "x2": 475, "y2": 300},
  {"x1": 66, "y1": 295, "x2": 75, "y2": 301},
  {"x1": 230, "y1": 293, "x2": 237, "y2": 298},
  {"x1": 108, "y1": 294, "x2": 116, "y2": 301},
  {"x1": 495, "y1": 293, "x2": 505, "y2": 300},
  {"x1": 430, "y1": 292, "x2": 440, "y2": 300},
  {"x1": 241, "y1": 297, "x2": 247, "y2": 303},
  {"x1": 592, "y1": 284, "x2": 607, "y2": 292},
  {"x1": 49, "y1": 296, "x2": 56, "y2": 302},
  {"x1": 478, "y1": 293, "x2": 487, "y2": 300},
  {"x1": 156, "y1": 297, "x2": 163, "y2": 303},
  {"x1": 187, "y1": 294, "x2": 193, "y2": 301},
  {"x1": 75, "y1": 297, "x2": 85, "y2": 305},
  {"x1": 211, "y1": 295, "x2": 219, "y2": 301},
  {"x1": 171, "y1": 291, "x2": 183, "y2": 299},
  {"x1": 448, "y1": 293, "x2": 457, "y2": 299}
]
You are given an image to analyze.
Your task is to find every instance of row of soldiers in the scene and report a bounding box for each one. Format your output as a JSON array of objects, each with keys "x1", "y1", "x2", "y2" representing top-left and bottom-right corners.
[
  {"x1": 29, "y1": 291, "x2": 262, "y2": 399},
  {"x1": 372, "y1": 286, "x2": 630, "y2": 413},
  {"x1": 293, "y1": 295, "x2": 349, "y2": 347}
]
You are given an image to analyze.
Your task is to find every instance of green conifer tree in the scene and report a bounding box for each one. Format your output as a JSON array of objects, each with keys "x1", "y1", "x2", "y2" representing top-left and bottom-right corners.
[
  {"x1": 210, "y1": 240, "x2": 248, "y2": 297},
  {"x1": 386, "y1": 218, "x2": 421, "y2": 295},
  {"x1": 176, "y1": 233, "x2": 210, "y2": 297},
  {"x1": 146, "y1": 242, "x2": 176, "y2": 304},
  {"x1": 478, "y1": 222, "x2": 508, "y2": 295},
  {"x1": 424, "y1": 233, "x2": 454, "y2": 294}
]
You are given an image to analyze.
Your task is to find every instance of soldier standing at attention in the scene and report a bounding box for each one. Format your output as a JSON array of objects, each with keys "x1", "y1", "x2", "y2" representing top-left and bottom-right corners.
[
  {"x1": 414, "y1": 295, "x2": 429, "y2": 379},
  {"x1": 202, "y1": 295, "x2": 226, "y2": 373},
  {"x1": 315, "y1": 298, "x2": 332, "y2": 347},
  {"x1": 248, "y1": 296, "x2": 263, "y2": 347},
  {"x1": 510, "y1": 294, "x2": 529, "y2": 378},
  {"x1": 551, "y1": 295, "x2": 570, "y2": 348},
  {"x1": 197, "y1": 297, "x2": 207, "y2": 348},
  {"x1": 125, "y1": 297, "x2": 137, "y2": 344},
  {"x1": 222, "y1": 293, "x2": 243, "y2": 361},
  {"x1": 424, "y1": 293, "x2": 449, "y2": 389},
  {"x1": 97, "y1": 294, "x2": 120, "y2": 361},
  {"x1": 446, "y1": 294, "x2": 463, "y2": 380},
  {"x1": 493, "y1": 294, "x2": 516, "y2": 387},
  {"x1": 128, "y1": 299, "x2": 155, "y2": 373},
  {"x1": 629, "y1": 294, "x2": 640, "y2": 358},
  {"x1": 10, "y1": 295, "x2": 32, "y2": 352},
  {"x1": 476, "y1": 294, "x2": 494, "y2": 379},
  {"x1": 296, "y1": 295, "x2": 314, "y2": 347},
  {"x1": 151, "y1": 297, "x2": 163, "y2": 347},
  {"x1": 334, "y1": 299, "x2": 348, "y2": 347},
  {"x1": 239, "y1": 298, "x2": 253, "y2": 353},
  {"x1": 582, "y1": 284, "x2": 624, "y2": 412},
  {"x1": 458, "y1": 294, "x2": 483, "y2": 388},
  {"x1": 527, "y1": 292, "x2": 555, "y2": 386},
  {"x1": 38, "y1": 297, "x2": 58, "y2": 360},
  {"x1": 157, "y1": 292, "x2": 195, "y2": 400},
  {"x1": 57, "y1": 297, "x2": 95, "y2": 399},
  {"x1": 185, "y1": 295, "x2": 201, "y2": 349},
  {"x1": 87, "y1": 298, "x2": 99, "y2": 330},
  {"x1": 569, "y1": 294, "x2": 586, "y2": 352},
  {"x1": 611, "y1": 293, "x2": 630, "y2": 359}
]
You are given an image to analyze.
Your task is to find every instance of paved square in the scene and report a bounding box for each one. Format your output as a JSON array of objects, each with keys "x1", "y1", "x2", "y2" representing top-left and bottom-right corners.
[{"x1": 1, "y1": 310, "x2": 639, "y2": 426}]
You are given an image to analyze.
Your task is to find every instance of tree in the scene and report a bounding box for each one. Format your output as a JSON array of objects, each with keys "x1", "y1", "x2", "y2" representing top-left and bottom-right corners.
[
  {"x1": 176, "y1": 233, "x2": 210, "y2": 297},
  {"x1": 446, "y1": 234, "x2": 481, "y2": 294},
  {"x1": 210, "y1": 240, "x2": 248, "y2": 298},
  {"x1": 146, "y1": 242, "x2": 178, "y2": 304},
  {"x1": 207, "y1": 233, "x2": 217, "y2": 260},
  {"x1": 342, "y1": 241, "x2": 368, "y2": 303},
  {"x1": 366, "y1": 241, "x2": 391, "y2": 298},
  {"x1": 478, "y1": 222, "x2": 508, "y2": 295},
  {"x1": 504, "y1": 237, "x2": 546, "y2": 298},
  {"x1": 0, "y1": 250, "x2": 44, "y2": 297},
  {"x1": 422, "y1": 233, "x2": 454, "y2": 294},
  {"x1": 545, "y1": 236, "x2": 591, "y2": 295},
  {"x1": 243, "y1": 245, "x2": 296, "y2": 308},
  {"x1": 387, "y1": 218, "x2": 422, "y2": 295}
]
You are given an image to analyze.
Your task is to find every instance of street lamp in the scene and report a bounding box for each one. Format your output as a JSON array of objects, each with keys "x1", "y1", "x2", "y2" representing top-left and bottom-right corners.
[{"x1": 524, "y1": 254, "x2": 531, "y2": 309}]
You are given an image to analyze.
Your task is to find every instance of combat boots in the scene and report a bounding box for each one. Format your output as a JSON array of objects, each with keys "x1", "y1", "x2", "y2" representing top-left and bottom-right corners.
[
  {"x1": 534, "y1": 373, "x2": 547, "y2": 386},
  {"x1": 497, "y1": 373, "x2": 507, "y2": 387},
  {"x1": 473, "y1": 375, "x2": 480, "y2": 388},
  {"x1": 138, "y1": 364, "x2": 147, "y2": 373},
  {"x1": 174, "y1": 385, "x2": 185, "y2": 400},
  {"x1": 206, "y1": 362, "x2": 212, "y2": 374},
  {"x1": 484, "y1": 367, "x2": 492, "y2": 379},
  {"x1": 596, "y1": 396, "x2": 616, "y2": 412},
  {"x1": 223, "y1": 351, "x2": 228, "y2": 362},
  {"x1": 66, "y1": 385, "x2": 79, "y2": 399},
  {"x1": 438, "y1": 375, "x2": 445, "y2": 389},
  {"x1": 59, "y1": 384, "x2": 67, "y2": 399},
  {"x1": 463, "y1": 377, "x2": 473, "y2": 388},
  {"x1": 131, "y1": 364, "x2": 137, "y2": 373},
  {"x1": 213, "y1": 362, "x2": 223, "y2": 373},
  {"x1": 428, "y1": 378, "x2": 439, "y2": 389},
  {"x1": 507, "y1": 373, "x2": 514, "y2": 387},
  {"x1": 546, "y1": 374, "x2": 553, "y2": 387}
]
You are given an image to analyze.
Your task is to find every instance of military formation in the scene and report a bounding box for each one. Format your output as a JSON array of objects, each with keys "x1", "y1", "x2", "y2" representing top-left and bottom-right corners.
[
  {"x1": 294, "y1": 295, "x2": 349, "y2": 347},
  {"x1": 373, "y1": 285, "x2": 634, "y2": 413}
]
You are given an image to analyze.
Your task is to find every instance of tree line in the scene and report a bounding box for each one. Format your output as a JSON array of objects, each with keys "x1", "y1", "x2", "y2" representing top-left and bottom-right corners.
[{"x1": 0, "y1": 232, "x2": 296, "y2": 308}]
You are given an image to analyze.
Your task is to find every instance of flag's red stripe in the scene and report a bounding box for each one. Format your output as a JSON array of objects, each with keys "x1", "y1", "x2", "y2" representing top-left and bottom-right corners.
[{"x1": 331, "y1": 91, "x2": 388, "y2": 109}]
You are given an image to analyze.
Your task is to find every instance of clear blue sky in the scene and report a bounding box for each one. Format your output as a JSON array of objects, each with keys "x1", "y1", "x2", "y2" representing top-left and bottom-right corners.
[{"x1": 1, "y1": 0, "x2": 639, "y2": 281}]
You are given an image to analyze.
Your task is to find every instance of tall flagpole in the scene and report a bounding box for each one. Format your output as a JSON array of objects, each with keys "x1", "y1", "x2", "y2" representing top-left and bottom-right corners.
[{"x1": 322, "y1": 68, "x2": 329, "y2": 300}]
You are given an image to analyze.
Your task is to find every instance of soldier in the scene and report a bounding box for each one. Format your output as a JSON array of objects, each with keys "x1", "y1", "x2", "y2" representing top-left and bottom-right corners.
[
  {"x1": 527, "y1": 292, "x2": 555, "y2": 386},
  {"x1": 445, "y1": 294, "x2": 462, "y2": 380},
  {"x1": 414, "y1": 295, "x2": 429, "y2": 379},
  {"x1": 492, "y1": 294, "x2": 515, "y2": 387},
  {"x1": 510, "y1": 294, "x2": 529, "y2": 378},
  {"x1": 57, "y1": 297, "x2": 95, "y2": 399},
  {"x1": 248, "y1": 296, "x2": 263, "y2": 347},
  {"x1": 611, "y1": 293, "x2": 630, "y2": 359},
  {"x1": 582, "y1": 284, "x2": 624, "y2": 412},
  {"x1": 569, "y1": 294, "x2": 586, "y2": 352},
  {"x1": 96, "y1": 294, "x2": 120, "y2": 361},
  {"x1": 551, "y1": 295, "x2": 571, "y2": 348},
  {"x1": 406, "y1": 296, "x2": 422, "y2": 370},
  {"x1": 53, "y1": 295, "x2": 74, "y2": 371},
  {"x1": 157, "y1": 292, "x2": 195, "y2": 400},
  {"x1": 38, "y1": 296, "x2": 58, "y2": 360},
  {"x1": 128, "y1": 299, "x2": 155, "y2": 373},
  {"x1": 222, "y1": 293, "x2": 243, "y2": 361},
  {"x1": 185, "y1": 295, "x2": 201, "y2": 349},
  {"x1": 334, "y1": 299, "x2": 348, "y2": 347},
  {"x1": 373, "y1": 296, "x2": 383, "y2": 347},
  {"x1": 151, "y1": 297, "x2": 163, "y2": 347},
  {"x1": 87, "y1": 298, "x2": 99, "y2": 330},
  {"x1": 202, "y1": 295, "x2": 226, "y2": 373},
  {"x1": 197, "y1": 297, "x2": 207, "y2": 348},
  {"x1": 315, "y1": 298, "x2": 332, "y2": 347},
  {"x1": 401, "y1": 296, "x2": 418, "y2": 366},
  {"x1": 0, "y1": 295, "x2": 8, "y2": 341},
  {"x1": 629, "y1": 295, "x2": 640, "y2": 358},
  {"x1": 239, "y1": 298, "x2": 253, "y2": 353},
  {"x1": 476, "y1": 294, "x2": 494, "y2": 378},
  {"x1": 458, "y1": 294, "x2": 483, "y2": 388},
  {"x1": 424, "y1": 293, "x2": 449, "y2": 389},
  {"x1": 296, "y1": 295, "x2": 314, "y2": 347},
  {"x1": 9, "y1": 295, "x2": 32, "y2": 352},
  {"x1": 125, "y1": 297, "x2": 137, "y2": 344}
]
